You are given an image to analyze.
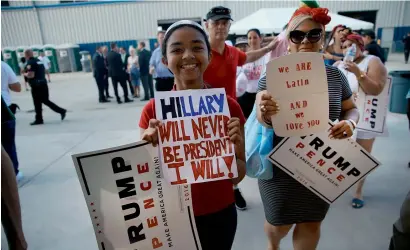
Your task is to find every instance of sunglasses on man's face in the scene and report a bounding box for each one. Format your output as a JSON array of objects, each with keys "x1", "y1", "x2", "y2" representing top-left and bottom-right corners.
[{"x1": 289, "y1": 29, "x2": 322, "y2": 44}]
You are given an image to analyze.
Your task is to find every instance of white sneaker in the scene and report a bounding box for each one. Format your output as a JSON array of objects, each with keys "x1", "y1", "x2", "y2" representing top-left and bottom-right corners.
[{"x1": 16, "y1": 171, "x2": 24, "y2": 183}]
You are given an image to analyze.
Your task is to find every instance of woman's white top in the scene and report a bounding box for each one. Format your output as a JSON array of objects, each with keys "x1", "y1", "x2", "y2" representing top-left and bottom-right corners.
[
  {"x1": 337, "y1": 55, "x2": 378, "y2": 140},
  {"x1": 239, "y1": 54, "x2": 268, "y2": 93},
  {"x1": 127, "y1": 55, "x2": 139, "y2": 71},
  {"x1": 337, "y1": 55, "x2": 375, "y2": 94}
]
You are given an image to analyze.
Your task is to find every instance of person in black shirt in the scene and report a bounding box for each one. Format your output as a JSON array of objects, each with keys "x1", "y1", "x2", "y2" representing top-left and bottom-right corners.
[
  {"x1": 362, "y1": 30, "x2": 386, "y2": 64},
  {"x1": 106, "y1": 43, "x2": 133, "y2": 104},
  {"x1": 23, "y1": 49, "x2": 66, "y2": 125},
  {"x1": 138, "y1": 41, "x2": 154, "y2": 101},
  {"x1": 92, "y1": 46, "x2": 110, "y2": 103},
  {"x1": 403, "y1": 32, "x2": 410, "y2": 64}
]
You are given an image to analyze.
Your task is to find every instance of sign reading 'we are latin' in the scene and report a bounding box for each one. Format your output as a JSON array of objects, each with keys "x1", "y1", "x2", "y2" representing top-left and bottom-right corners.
[
  {"x1": 266, "y1": 53, "x2": 329, "y2": 137},
  {"x1": 155, "y1": 88, "x2": 238, "y2": 185}
]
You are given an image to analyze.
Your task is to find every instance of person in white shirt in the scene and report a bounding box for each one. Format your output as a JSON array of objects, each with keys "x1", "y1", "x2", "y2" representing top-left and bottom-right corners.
[
  {"x1": 1, "y1": 61, "x2": 23, "y2": 180},
  {"x1": 38, "y1": 51, "x2": 51, "y2": 83},
  {"x1": 237, "y1": 28, "x2": 268, "y2": 118}
]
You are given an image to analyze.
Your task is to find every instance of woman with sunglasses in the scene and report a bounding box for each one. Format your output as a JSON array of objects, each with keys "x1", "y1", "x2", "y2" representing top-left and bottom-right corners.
[
  {"x1": 334, "y1": 34, "x2": 387, "y2": 209},
  {"x1": 323, "y1": 25, "x2": 349, "y2": 65},
  {"x1": 255, "y1": 7, "x2": 359, "y2": 250},
  {"x1": 139, "y1": 20, "x2": 246, "y2": 250}
]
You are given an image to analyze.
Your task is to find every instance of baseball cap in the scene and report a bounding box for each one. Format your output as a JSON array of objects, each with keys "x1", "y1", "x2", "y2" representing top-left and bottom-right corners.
[
  {"x1": 362, "y1": 30, "x2": 376, "y2": 39},
  {"x1": 235, "y1": 37, "x2": 248, "y2": 46},
  {"x1": 205, "y1": 6, "x2": 233, "y2": 21}
]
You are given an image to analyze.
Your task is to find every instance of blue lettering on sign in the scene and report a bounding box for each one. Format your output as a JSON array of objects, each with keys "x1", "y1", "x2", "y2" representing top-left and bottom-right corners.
[{"x1": 159, "y1": 93, "x2": 225, "y2": 120}]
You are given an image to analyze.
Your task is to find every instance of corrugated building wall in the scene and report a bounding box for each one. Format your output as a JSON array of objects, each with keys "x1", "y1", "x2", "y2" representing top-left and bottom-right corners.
[{"x1": 2, "y1": 1, "x2": 410, "y2": 48}]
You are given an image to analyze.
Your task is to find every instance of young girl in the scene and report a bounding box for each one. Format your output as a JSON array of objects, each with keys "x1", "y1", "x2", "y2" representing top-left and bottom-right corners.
[{"x1": 138, "y1": 20, "x2": 246, "y2": 250}]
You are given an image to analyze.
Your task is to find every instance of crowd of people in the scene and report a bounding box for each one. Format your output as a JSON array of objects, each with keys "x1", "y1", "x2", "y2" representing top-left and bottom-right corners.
[
  {"x1": 91, "y1": 31, "x2": 178, "y2": 104},
  {"x1": 138, "y1": 3, "x2": 410, "y2": 250},
  {"x1": 2, "y1": 1, "x2": 410, "y2": 250}
]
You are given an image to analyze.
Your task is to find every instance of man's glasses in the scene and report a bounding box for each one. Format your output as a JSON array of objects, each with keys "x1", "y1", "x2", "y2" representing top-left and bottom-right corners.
[{"x1": 289, "y1": 29, "x2": 322, "y2": 44}]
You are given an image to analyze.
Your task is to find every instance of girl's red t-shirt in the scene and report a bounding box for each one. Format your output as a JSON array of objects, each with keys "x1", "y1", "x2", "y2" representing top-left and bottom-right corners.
[{"x1": 139, "y1": 95, "x2": 245, "y2": 216}]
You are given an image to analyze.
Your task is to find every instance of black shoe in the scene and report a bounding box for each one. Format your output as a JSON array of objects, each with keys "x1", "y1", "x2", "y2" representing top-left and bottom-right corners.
[
  {"x1": 99, "y1": 99, "x2": 110, "y2": 103},
  {"x1": 106, "y1": 95, "x2": 113, "y2": 99},
  {"x1": 30, "y1": 120, "x2": 44, "y2": 126},
  {"x1": 142, "y1": 97, "x2": 149, "y2": 101},
  {"x1": 234, "y1": 188, "x2": 247, "y2": 210},
  {"x1": 61, "y1": 111, "x2": 66, "y2": 121},
  {"x1": 117, "y1": 99, "x2": 123, "y2": 104},
  {"x1": 124, "y1": 98, "x2": 134, "y2": 103}
]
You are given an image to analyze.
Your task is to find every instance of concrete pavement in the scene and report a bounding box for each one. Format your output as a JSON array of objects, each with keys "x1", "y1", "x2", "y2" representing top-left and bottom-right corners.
[{"x1": 2, "y1": 53, "x2": 410, "y2": 250}]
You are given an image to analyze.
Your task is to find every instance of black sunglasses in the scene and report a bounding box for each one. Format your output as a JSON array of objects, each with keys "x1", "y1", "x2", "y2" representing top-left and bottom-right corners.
[{"x1": 289, "y1": 29, "x2": 322, "y2": 44}]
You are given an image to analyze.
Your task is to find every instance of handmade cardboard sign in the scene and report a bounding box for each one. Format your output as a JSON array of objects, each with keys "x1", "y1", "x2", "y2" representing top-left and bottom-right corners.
[
  {"x1": 356, "y1": 77, "x2": 392, "y2": 135},
  {"x1": 155, "y1": 88, "x2": 238, "y2": 185},
  {"x1": 72, "y1": 142, "x2": 201, "y2": 250},
  {"x1": 266, "y1": 52, "x2": 329, "y2": 137},
  {"x1": 268, "y1": 121, "x2": 380, "y2": 203}
]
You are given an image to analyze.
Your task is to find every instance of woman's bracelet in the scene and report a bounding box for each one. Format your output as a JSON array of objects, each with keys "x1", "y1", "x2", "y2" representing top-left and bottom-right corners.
[{"x1": 263, "y1": 115, "x2": 273, "y2": 126}]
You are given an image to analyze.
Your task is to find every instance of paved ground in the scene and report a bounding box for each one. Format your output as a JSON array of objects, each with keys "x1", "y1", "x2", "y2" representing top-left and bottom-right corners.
[{"x1": 2, "y1": 53, "x2": 410, "y2": 250}]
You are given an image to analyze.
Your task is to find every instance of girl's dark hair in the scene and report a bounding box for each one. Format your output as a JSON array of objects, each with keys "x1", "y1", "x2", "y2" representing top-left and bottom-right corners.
[
  {"x1": 247, "y1": 28, "x2": 261, "y2": 37},
  {"x1": 162, "y1": 20, "x2": 211, "y2": 59},
  {"x1": 20, "y1": 57, "x2": 26, "y2": 63}
]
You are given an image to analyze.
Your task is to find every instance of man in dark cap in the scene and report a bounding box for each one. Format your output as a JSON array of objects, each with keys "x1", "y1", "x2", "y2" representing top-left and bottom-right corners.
[{"x1": 363, "y1": 30, "x2": 386, "y2": 64}]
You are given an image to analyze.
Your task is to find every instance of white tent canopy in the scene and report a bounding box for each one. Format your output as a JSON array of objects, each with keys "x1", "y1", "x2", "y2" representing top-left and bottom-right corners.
[{"x1": 229, "y1": 8, "x2": 374, "y2": 35}]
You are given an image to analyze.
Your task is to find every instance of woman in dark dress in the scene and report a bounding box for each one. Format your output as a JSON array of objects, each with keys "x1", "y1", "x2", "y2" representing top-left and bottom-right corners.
[{"x1": 255, "y1": 7, "x2": 360, "y2": 250}]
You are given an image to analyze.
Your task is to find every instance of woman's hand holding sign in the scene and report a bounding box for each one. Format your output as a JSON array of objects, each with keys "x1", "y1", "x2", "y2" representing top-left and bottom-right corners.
[
  {"x1": 141, "y1": 119, "x2": 162, "y2": 146},
  {"x1": 328, "y1": 120, "x2": 355, "y2": 139},
  {"x1": 227, "y1": 117, "x2": 246, "y2": 185},
  {"x1": 259, "y1": 90, "x2": 280, "y2": 125}
]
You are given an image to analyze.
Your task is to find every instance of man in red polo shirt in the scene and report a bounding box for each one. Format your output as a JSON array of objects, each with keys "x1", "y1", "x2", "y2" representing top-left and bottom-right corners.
[
  {"x1": 204, "y1": 6, "x2": 278, "y2": 210},
  {"x1": 204, "y1": 6, "x2": 277, "y2": 99}
]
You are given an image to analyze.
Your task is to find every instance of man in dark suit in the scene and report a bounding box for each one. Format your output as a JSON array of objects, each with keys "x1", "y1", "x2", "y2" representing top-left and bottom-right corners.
[
  {"x1": 106, "y1": 43, "x2": 133, "y2": 104},
  {"x1": 119, "y1": 46, "x2": 134, "y2": 96},
  {"x1": 138, "y1": 42, "x2": 154, "y2": 101},
  {"x1": 92, "y1": 46, "x2": 110, "y2": 103},
  {"x1": 101, "y1": 46, "x2": 112, "y2": 99}
]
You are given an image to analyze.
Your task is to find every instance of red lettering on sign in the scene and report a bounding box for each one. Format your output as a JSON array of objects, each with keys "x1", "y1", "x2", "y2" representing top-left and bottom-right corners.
[
  {"x1": 144, "y1": 198, "x2": 154, "y2": 209},
  {"x1": 336, "y1": 174, "x2": 345, "y2": 182},
  {"x1": 296, "y1": 62, "x2": 312, "y2": 71},
  {"x1": 140, "y1": 181, "x2": 152, "y2": 191},
  {"x1": 317, "y1": 159, "x2": 326, "y2": 166},
  {"x1": 137, "y1": 163, "x2": 149, "y2": 174},
  {"x1": 168, "y1": 162, "x2": 187, "y2": 185},
  {"x1": 306, "y1": 150, "x2": 315, "y2": 159},
  {"x1": 328, "y1": 167, "x2": 335, "y2": 174},
  {"x1": 278, "y1": 66, "x2": 289, "y2": 73},
  {"x1": 147, "y1": 216, "x2": 158, "y2": 228},
  {"x1": 152, "y1": 238, "x2": 163, "y2": 249}
]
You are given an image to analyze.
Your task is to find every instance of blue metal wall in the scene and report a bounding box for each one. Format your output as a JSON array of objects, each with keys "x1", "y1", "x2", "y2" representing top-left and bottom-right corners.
[
  {"x1": 393, "y1": 26, "x2": 410, "y2": 52},
  {"x1": 78, "y1": 39, "x2": 138, "y2": 56}
]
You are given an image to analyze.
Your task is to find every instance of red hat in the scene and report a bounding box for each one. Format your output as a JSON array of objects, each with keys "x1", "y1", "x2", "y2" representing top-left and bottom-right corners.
[
  {"x1": 289, "y1": 7, "x2": 331, "y2": 26},
  {"x1": 345, "y1": 34, "x2": 365, "y2": 51}
]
